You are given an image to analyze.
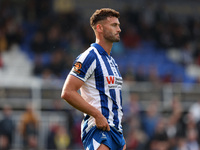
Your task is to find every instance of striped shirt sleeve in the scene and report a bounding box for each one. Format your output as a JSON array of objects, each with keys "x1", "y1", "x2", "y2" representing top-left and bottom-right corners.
[{"x1": 70, "y1": 48, "x2": 96, "y2": 82}]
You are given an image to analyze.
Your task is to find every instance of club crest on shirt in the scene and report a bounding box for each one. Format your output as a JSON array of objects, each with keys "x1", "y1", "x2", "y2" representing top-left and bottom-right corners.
[{"x1": 73, "y1": 62, "x2": 82, "y2": 74}]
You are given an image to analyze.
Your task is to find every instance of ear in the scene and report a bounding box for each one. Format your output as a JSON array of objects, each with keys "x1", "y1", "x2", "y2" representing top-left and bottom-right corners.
[{"x1": 96, "y1": 24, "x2": 103, "y2": 32}]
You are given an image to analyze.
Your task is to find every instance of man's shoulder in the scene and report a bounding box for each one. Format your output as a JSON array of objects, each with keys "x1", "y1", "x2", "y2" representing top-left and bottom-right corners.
[{"x1": 81, "y1": 46, "x2": 97, "y2": 58}]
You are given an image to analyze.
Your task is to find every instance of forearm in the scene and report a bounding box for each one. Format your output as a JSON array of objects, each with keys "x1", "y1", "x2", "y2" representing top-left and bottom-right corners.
[
  {"x1": 61, "y1": 75, "x2": 110, "y2": 131},
  {"x1": 61, "y1": 90, "x2": 101, "y2": 118}
]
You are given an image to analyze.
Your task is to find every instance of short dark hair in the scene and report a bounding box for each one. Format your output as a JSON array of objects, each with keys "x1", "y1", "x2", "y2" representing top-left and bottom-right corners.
[{"x1": 90, "y1": 8, "x2": 120, "y2": 29}]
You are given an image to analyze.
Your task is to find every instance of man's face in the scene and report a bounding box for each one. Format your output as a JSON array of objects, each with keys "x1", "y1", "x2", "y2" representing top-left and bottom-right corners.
[{"x1": 101, "y1": 17, "x2": 121, "y2": 42}]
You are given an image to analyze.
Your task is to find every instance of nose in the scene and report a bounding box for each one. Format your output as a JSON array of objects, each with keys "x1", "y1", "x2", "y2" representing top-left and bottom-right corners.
[{"x1": 117, "y1": 26, "x2": 121, "y2": 33}]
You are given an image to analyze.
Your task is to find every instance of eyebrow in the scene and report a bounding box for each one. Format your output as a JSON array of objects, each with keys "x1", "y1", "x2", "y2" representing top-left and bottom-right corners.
[{"x1": 111, "y1": 22, "x2": 120, "y2": 26}]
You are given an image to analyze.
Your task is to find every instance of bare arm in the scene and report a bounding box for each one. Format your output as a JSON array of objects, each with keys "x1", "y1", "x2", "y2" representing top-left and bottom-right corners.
[{"x1": 61, "y1": 75, "x2": 110, "y2": 131}]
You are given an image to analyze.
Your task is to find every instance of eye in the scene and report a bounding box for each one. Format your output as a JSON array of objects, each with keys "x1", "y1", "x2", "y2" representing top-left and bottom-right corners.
[{"x1": 112, "y1": 23, "x2": 119, "y2": 27}]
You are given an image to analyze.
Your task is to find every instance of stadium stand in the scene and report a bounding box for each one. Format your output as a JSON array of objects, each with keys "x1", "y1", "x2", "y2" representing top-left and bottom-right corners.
[{"x1": 1, "y1": 0, "x2": 200, "y2": 149}]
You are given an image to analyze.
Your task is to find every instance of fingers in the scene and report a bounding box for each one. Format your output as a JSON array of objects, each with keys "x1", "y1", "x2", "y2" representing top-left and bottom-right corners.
[
  {"x1": 101, "y1": 127, "x2": 107, "y2": 131},
  {"x1": 97, "y1": 123, "x2": 110, "y2": 131},
  {"x1": 103, "y1": 125, "x2": 110, "y2": 131},
  {"x1": 107, "y1": 124, "x2": 110, "y2": 131},
  {"x1": 123, "y1": 144, "x2": 126, "y2": 150},
  {"x1": 95, "y1": 113, "x2": 110, "y2": 131}
]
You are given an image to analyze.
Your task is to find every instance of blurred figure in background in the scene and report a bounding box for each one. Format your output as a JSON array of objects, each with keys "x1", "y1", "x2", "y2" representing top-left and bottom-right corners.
[
  {"x1": 175, "y1": 136, "x2": 188, "y2": 150},
  {"x1": 183, "y1": 113, "x2": 200, "y2": 150},
  {"x1": 0, "y1": 25, "x2": 8, "y2": 52},
  {"x1": 18, "y1": 103, "x2": 39, "y2": 150},
  {"x1": 123, "y1": 92, "x2": 141, "y2": 118},
  {"x1": 186, "y1": 128, "x2": 199, "y2": 150},
  {"x1": 142, "y1": 99, "x2": 161, "y2": 139},
  {"x1": 125, "y1": 117, "x2": 147, "y2": 150},
  {"x1": 0, "y1": 105, "x2": 15, "y2": 150},
  {"x1": 189, "y1": 99, "x2": 200, "y2": 124},
  {"x1": 46, "y1": 122, "x2": 59, "y2": 150},
  {"x1": 54, "y1": 125, "x2": 70, "y2": 150},
  {"x1": 148, "y1": 118, "x2": 169, "y2": 150},
  {"x1": 166, "y1": 96, "x2": 185, "y2": 138}
]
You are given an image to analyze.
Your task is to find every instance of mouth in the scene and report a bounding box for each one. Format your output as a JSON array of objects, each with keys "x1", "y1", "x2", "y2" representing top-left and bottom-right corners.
[
  {"x1": 115, "y1": 33, "x2": 120, "y2": 36},
  {"x1": 116, "y1": 34, "x2": 120, "y2": 38}
]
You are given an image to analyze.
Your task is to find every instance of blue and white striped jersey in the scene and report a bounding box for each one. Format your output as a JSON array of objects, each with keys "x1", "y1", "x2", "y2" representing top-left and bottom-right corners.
[{"x1": 70, "y1": 43, "x2": 123, "y2": 137}]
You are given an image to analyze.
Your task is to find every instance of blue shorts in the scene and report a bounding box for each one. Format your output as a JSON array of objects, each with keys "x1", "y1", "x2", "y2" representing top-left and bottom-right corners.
[{"x1": 82, "y1": 126, "x2": 126, "y2": 150}]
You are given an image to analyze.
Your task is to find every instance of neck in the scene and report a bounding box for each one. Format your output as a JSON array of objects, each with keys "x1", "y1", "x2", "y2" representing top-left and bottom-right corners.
[{"x1": 96, "y1": 38, "x2": 113, "y2": 55}]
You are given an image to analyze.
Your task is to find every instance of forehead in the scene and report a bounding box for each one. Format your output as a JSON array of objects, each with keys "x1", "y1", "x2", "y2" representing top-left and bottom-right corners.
[{"x1": 102, "y1": 16, "x2": 120, "y2": 24}]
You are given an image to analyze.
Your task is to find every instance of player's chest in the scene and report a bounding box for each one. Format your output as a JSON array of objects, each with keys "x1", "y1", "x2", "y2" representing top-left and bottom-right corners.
[{"x1": 97, "y1": 56, "x2": 123, "y2": 88}]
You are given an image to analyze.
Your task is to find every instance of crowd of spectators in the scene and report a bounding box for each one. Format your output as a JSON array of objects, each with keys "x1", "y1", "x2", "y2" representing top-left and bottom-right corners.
[
  {"x1": 27, "y1": 2, "x2": 200, "y2": 84},
  {"x1": 1, "y1": 0, "x2": 200, "y2": 83},
  {"x1": 0, "y1": 103, "x2": 79, "y2": 150},
  {"x1": 1, "y1": 94, "x2": 200, "y2": 150},
  {"x1": 122, "y1": 93, "x2": 200, "y2": 150},
  {"x1": 1, "y1": 0, "x2": 200, "y2": 149}
]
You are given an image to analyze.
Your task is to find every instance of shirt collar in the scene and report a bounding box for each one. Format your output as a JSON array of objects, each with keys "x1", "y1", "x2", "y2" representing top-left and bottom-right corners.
[{"x1": 91, "y1": 43, "x2": 111, "y2": 56}]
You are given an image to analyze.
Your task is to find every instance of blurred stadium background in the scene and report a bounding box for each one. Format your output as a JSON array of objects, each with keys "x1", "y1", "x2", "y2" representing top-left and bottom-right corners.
[{"x1": 1, "y1": 0, "x2": 200, "y2": 149}]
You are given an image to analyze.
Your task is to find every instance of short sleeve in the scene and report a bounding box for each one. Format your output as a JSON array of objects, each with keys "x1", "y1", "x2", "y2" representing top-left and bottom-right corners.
[{"x1": 70, "y1": 49, "x2": 96, "y2": 82}]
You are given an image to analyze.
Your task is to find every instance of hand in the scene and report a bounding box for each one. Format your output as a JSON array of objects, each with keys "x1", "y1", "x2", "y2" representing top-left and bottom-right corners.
[
  {"x1": 94, "y1": 113, "x2": 110, "y2": 131},
  {"x1": 123, "y1": 144, "x2": 126, "y2": 150}
]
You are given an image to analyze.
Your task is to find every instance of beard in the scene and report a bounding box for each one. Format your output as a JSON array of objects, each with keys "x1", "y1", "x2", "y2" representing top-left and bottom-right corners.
[{"x1": 103, "y1": 31, "x2": 120, "y2": 42}]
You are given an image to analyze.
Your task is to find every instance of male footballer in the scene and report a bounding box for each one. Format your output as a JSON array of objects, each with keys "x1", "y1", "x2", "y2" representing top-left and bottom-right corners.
[{"x1": 61, "y1": 8, "x2": 126, "y2": 150}]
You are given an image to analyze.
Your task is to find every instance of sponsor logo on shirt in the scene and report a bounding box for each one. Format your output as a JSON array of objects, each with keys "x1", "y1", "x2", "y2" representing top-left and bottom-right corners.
[{"x1": 106, "y1": 76, "x2": 122, "y2": 89}]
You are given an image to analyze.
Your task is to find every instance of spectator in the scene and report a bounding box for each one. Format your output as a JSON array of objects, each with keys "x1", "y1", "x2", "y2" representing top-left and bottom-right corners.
[
  {"x1": 0, "y1": 105, "x2": 15, "y2": 150},
  {"x1": 121, "y1": 25, "x2": 141, "y2": 49},
  {"x1": 135, "y1": 65, "x2": 148, "y2": 82},
  {"x1": 142, "y1": 99, "x2": 161, "y2": 139},
  {"x1": 125, "y1": 117, "x2": 147, "y2": 150},
  {"x1": 0, "y1": 53, "x2": 3, "y2": 68},
  {"x1": 18, "y1": 103, "x2": 39, "y2": 150},
  {"x1": 148, "y1": 137, "x2": 169, "y2": 150},
  {"x1": 153, "y1": 118, "x2": 168, "y2": 141},
  {"x1": 30, "y1": 31, "x2": 46, "y2": 55},
  {"x1": 54, "y1": 125, "x2": 70, "y2": 150},
  {"x1": 146, "y1": 117, "x2": 169, "y2": 150},
  {"x1": 46, "y1": 49, "x2": 65, "y2": 78},
  {"x1": 45, "y1": 25, "x2": 61, "y2": 53},
  {"x1": 166, "y1": 96, "x2": 185, "y2": 138},
  {"x1": 180, "y1": 41, "x2": 194, "y2": 67},
  {"x1": 69, "y1": 110, "x2": 83, "y2": 149},
  {"x1": 32, "y1": 55, "x2": 45, "y2": 77},
  {"x1": 123, "y1": 92, "x2": 142, "y2": 118},
  {"x1": 0, "y1": 25, "x2": 8, "y2": 51},
  {"x1": 189, "y1": 100, "x2": 200, "y2": 123},
  {"x1": 175, "y1": 136, "x2": 188, "y2": 150},
  {"x1": 186, "y1": 128, "x2": 199, "y2": 150},
  {"x1": 5, "y1": 16, "x2": 23, "y2": 49},
  {"x1": 148, "y1": 65, "x2": 161, "y2": 86},
  {"x1": 193, "y1": 42, "x2": 200, "y2": 66},
  {"x1": 46, "y1": 123, "x2": 59, "y2": 150}
]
